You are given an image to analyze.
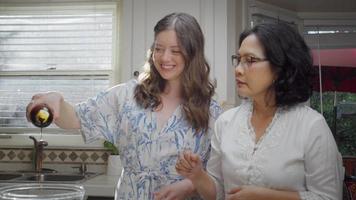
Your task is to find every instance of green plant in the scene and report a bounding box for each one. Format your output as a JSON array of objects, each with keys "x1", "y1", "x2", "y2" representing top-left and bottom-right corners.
[
  {"x1": 310, "y1": 91, "x2": 356, "y2": 156},
  {"x1": 103, "y1": 141, "x2": 119, "y2": 155}
]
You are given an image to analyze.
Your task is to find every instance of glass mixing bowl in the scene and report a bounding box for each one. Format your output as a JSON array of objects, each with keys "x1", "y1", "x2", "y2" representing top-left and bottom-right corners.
[{"x1": 0, "y1": 183, "x2": 85, "y2": 200}]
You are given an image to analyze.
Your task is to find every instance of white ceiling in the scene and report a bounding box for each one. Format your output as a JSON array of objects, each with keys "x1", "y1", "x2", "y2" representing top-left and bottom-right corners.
[{"x1": 258, "y1": 0, "x2": 356, "y2": 12}]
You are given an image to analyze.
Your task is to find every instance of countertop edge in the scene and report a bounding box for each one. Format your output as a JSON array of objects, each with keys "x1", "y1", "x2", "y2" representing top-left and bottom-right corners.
[{"x1": 83, "y1": 174, "x2": 119, "y2": 197}]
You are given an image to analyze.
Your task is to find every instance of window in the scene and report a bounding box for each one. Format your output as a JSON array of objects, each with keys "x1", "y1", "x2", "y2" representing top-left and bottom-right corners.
[
  {"x1": 0, "y1": 2, "x2": 118, "y2": 133},
  {"x1": 305, "y1": 24, "x2": 356, "y2": 156}
]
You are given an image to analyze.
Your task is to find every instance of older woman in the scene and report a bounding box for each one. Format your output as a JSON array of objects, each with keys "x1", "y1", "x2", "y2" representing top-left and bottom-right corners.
[{"x1": 176, "y1": 23, "x2": 343, "y2": 200}]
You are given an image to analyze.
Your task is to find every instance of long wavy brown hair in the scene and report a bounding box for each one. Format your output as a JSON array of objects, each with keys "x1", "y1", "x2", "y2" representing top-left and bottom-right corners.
[{"x1": 134, "y1": 12, "x2": 215, "y2": 133}]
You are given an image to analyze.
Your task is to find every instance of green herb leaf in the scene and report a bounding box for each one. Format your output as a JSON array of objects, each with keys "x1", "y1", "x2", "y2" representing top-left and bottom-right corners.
[{"x1": 103, "y1": 141, "x2": 119, "y2": 155}]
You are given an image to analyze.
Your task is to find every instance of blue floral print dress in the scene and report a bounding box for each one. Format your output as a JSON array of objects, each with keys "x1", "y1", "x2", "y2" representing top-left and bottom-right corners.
[{"x1": 75, "y1": 80, "x2": 222, "y2": 200}]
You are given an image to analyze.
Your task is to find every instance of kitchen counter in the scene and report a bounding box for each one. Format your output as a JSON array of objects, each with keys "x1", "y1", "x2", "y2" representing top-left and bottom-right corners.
[
  {"x1": 0, "y1": 173, "x2": 120, "y2": 198},
  {"x1": 83, "y1": 174, "x2": 119, "y2": 197}
]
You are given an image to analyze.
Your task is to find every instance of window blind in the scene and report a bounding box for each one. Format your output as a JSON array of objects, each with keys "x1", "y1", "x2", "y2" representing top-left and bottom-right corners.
[{"x1": 0, "y1": 2, "x2": 117, "y2": 132}]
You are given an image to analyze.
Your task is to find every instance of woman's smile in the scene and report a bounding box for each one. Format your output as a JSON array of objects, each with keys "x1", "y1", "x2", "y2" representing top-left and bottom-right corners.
[{"x1": 160, "y1": 64, "x2": 175, "y2": 70}]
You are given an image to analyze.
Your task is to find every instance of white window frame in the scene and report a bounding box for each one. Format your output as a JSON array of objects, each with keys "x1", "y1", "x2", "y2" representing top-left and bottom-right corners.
[{"x1": 0, "y1": 1, "x2": 119, "y2": 135}]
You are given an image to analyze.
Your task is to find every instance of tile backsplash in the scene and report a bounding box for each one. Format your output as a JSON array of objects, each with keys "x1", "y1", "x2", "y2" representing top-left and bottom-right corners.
[
  {"x1": 0, "y1": 147, "x2": 111, "y2": 173},
  {"x1": 0, "y1": 147, "x2": 110, "y2": 164},
  {"x1": 0, "y1": 134, "x2": 113, "y2": 173}
]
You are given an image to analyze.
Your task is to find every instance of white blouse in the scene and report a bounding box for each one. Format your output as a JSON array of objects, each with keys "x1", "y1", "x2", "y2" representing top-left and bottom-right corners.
[{"x1": 207, "y1": 100, "x2": 344, "y2": 200}]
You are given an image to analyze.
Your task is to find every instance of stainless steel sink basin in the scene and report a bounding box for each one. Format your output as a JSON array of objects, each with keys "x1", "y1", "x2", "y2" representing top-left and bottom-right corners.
[
  {"x1": 0, "y1": 171, "x2": 99, "y2": 183},
  {"x1": 0, "y1": 173, "x2": 22, "y2": 180},
  {"x1": 25, "y1": 174, "x2": 86, "y2": 182}
]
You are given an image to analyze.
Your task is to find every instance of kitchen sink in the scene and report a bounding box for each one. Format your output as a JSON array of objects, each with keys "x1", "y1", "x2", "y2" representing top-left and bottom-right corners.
[
  {"x1": 0, "y1": 173, "x2": 22, "y2": 180},
  {"x1": 25, "y1": 174, "x2": 86, "y2": 182},
  {"x1": 0, "y1": 171, "x2": 99, "y2": 183}
]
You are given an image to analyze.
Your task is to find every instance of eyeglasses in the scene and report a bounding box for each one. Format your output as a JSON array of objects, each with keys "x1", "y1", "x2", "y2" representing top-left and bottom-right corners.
[{"x1": 231, "y1": 55, "x2": 268, "y2": 68}]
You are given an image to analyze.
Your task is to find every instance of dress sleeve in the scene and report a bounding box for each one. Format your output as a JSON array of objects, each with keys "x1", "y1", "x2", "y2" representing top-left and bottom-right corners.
[
  {"x1": 206, "y1": 116, "x2": 225, "y2": 200},
  {"x1": 75, "y1": 81, "x2": 132, "y2": 144},
  {"x1": 299, "y1": 117, "x2": 344, "y2": 200}
]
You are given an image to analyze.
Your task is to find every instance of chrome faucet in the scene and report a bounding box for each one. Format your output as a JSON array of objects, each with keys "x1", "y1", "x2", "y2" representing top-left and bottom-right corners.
[{"x1": 29, "y1": 136, "x2": 48, "y2": 173}]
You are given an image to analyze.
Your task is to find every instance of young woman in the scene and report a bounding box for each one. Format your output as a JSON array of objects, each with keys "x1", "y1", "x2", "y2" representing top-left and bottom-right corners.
[
  {"x1": 176, "y1": 23, "x2": 343, "y2": 200},
  {"x1": 27, "y1": 12, "x2": 222, "y2": 200}
]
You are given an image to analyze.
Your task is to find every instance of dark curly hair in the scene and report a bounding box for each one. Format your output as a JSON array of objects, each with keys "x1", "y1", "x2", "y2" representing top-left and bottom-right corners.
[
  {"x1": 239, "y1": 23, "x2": 315, "y2": 107},
  {"x1": 134, "y1": 12, "x2": 214, "y2": 133}
]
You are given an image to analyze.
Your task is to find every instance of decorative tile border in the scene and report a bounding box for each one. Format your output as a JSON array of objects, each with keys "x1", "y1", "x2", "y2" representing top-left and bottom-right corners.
[{"x1": 0, "y1": 147, "x2": 111, "y2": 165}]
